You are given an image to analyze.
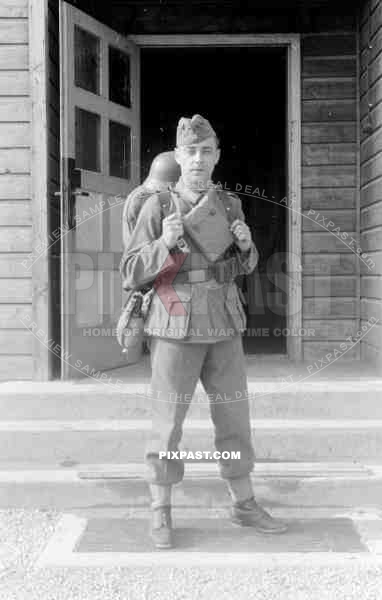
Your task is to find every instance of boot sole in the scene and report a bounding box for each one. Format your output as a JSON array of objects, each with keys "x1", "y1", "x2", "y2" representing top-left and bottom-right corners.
[
  {"x1": 230, "y1": 518, "x2": 288, "y2": 534},
  {"x1": 150, "y1": 532, "x2": 174, "y2": 549}
]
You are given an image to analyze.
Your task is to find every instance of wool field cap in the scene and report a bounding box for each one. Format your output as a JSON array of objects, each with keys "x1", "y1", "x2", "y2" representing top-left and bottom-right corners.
[{"x1": 176, "y1": 114, "x2": 217, "y2": 146}]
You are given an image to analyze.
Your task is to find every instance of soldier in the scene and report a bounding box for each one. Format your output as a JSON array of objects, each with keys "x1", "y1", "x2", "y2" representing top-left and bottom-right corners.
[{"x1": 121, "y1": 114, "x2": 288, "y2": 549}]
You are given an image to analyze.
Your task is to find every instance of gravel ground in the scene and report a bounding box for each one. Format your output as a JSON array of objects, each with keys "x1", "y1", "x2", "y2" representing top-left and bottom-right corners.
[{"x1": 1, "y1": 510, "x2": 382, "y2": 600}]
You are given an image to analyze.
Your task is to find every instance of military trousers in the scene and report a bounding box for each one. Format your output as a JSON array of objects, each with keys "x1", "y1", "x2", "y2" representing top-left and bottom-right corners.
[{"x1": 144, "y1": 335, "x2": 255, "y2": 485}]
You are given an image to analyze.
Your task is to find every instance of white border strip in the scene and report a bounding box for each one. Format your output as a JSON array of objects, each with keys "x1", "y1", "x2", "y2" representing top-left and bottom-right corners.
[
  {"x1": 2, "y1": 380, "x2": 382, "y2": 393},
  {"x1": 2, "y1": 419, "x2": 382, "y2": 431},
  {"x1": 0, "y1": 461, "x2": 377, "y2": 482}
]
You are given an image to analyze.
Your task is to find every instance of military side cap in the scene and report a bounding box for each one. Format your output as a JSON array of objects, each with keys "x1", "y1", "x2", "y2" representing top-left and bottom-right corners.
[{"x1": 176, "y1": 114, "x2": 216, "y2": 146}]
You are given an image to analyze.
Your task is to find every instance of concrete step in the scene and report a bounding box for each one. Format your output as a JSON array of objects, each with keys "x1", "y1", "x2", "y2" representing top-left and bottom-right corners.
[
  {"x1": 1, "y1": 462, "x2": 382, "y2": 510},
  {"x1": 0, "y1": 419, "x2": 382, "y2": 463},
  {"x1": 1, "y1": 378, "x2": 382, "y2": 420}
]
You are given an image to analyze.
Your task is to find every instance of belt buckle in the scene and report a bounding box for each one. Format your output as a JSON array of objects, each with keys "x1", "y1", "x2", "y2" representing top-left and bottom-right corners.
[{"x1": 188, "y1": 269, "x2": 207, "y2": 283}]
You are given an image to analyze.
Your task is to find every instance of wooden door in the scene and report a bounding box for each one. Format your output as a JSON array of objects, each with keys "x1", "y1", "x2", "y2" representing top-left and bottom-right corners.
[{"x1": 60, "y1": 2, "x2": 140, "y2": 378}]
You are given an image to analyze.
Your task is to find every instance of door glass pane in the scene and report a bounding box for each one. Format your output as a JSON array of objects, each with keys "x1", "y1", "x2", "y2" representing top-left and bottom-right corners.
[
  {"x1": 109, "y1": 46, "x2": 131, "y2": 108},
  {"x1": 74, "y1": 26, "x2": 100, "y2": 94},
  {"x1": 109, "y1": 120, "x2": 131, "y2": 179},
  {"x1": 75, "y1": 107, "x2": 101, "y2": 172}
]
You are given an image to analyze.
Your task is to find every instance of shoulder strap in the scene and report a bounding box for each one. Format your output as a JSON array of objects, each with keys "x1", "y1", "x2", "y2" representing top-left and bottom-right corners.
[
  {"x1": 217, "y1": 189, "x2": 237, "y2": 225},
  {"x1": 158, "y1": 190, "x2": 172, "y2": 220}
]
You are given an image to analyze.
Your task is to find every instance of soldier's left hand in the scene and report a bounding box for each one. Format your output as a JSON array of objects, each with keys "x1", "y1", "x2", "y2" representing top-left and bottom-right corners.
[{"x1": 230, "y1": 219, "x2": 252, "y2": 251}]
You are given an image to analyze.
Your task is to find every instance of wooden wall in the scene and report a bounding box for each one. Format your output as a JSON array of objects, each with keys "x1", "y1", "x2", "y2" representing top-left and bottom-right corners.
[
  {"x1": 301, "y1": 32, "x2": 359, "y2": 361},
  {"x1": 360, "y1": 0, "x2": 382, "y2": 366},
  {"x1": 0, "y1": 0, "x2": 32, "y2": 380}
]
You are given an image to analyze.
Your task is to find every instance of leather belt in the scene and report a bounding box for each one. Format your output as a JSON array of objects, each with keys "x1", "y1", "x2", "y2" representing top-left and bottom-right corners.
[{"x1": 172, "y1": 257, "x2": 239, "y2": 284}]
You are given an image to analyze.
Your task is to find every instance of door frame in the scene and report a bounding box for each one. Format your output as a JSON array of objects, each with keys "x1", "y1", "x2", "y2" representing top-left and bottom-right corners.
[
  {"x1": 133, "y1": 34, "x2": 302, "y2": 361},
  {"x1": 31, "y1": 18, "x2": 302, "y2": 380}
]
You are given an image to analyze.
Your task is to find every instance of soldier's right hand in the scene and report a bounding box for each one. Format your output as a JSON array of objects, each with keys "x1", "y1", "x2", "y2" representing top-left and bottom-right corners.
[{"x1": 161, "y1": 213, "x2": 184, "y2": 249}]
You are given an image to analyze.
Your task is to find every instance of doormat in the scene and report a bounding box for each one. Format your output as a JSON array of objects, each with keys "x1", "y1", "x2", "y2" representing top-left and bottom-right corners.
[{"x1": 74, "y1": 517, "x2": 367, "y2": 553}]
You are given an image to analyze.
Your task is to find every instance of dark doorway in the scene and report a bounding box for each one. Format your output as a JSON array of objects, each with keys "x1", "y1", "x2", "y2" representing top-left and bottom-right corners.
[{"x1": 141, "y1": 46, "x2": 287, "y2": 354}]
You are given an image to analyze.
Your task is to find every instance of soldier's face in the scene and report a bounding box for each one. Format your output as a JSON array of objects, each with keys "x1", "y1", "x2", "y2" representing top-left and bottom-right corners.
[{"x1": 175, "y1": 137, "x2": 220, "y2": 188}]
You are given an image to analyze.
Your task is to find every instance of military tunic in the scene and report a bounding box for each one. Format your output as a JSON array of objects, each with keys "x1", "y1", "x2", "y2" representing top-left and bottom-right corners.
[{"x1": 120, "y1": 179, "x2": 259, "y2": 484}]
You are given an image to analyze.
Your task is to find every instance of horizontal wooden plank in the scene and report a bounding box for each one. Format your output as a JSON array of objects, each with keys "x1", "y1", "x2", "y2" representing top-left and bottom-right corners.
[
  {"x1": 361, "y1": 199, "x2": 382, "y2": 231},
  {"x1": 360, "y1": 275, "x2": 382, "y2": 299},
  {"x1": 0, "y1": 175, "x2": 30, "y2": 199},
  {"x1": 360, "y1": 28, "x2": 382, "y2": 73},
  {"x1": 360, "y1": 227, "x2": 382, "y2": 252},
  {"x1": 302, "y1": 58, "x2": 356, "y2": 78},
  {"x1": 0, "y1": 254, "x2": 32, "y2": 277},
  {"x1": 0, "y1": 97, "x2": 30, "y2": 122},
  {"x1": 360, "y1": 0, "x2": 381, "y2": 28},
  {"x1": 0, "y1": 200, "x2": 31, "y2": 225},
  {"x1": 0, "y1": 71, "x2": 28, "y2": 96},
  {"x1": 0, "y1": 355, "x2": 32, "y2": 380},
  {"x1": 361, "y1": 125, "x2": 382, "y2": 164},
  {"x1": 360, "y1": 339, "x2": 382, "y2": 366},
  {"x1": 303, "y1": 253, "x2": 357, "y2": 276},
  {"x1": 302, "y1": 165, "x2": 356, "y2": 187},
  {"x1": 0, "y1": 148, "x2": 29, "y2": 174},
  {"x1": 303, "y1": 276, "x2": 357, "y2": 297},
  {"x1": 0, "y1": 303, "x2": 31, "y2": 328},
  {"x1": 359, "y1": 319, "x2": 382, "y2": 349},
  {"x1": 302, "y1": 187, "x2": 356, "y2": 210},
  {"x1": 302, "y1": 123, "x2": 357, "y2": 143},
  {"x1": 0, "y1": 44, "x2": 28, "y2": 70},
  {"x1": 0, "y1": 19, "x2": 27, "y2": 43},
  {"x1": 360, "y1": 63, "x2": 382, "y2": 98},
  {"x1": 360, "y1": 251, "x2": 382, "y2": 275},
  {"x1": 302, "y1": 209, "x2": 356, "y2": 233},
  {"x1": 0, "y1": 329, "x2": 32, "y2": 354},
  {"x1": 360, "y1": 76, "x2": 382, "y2": 119},
  {"x1": 360, "y1": 3, "x2": 382, "y2": 49},
  {"x1": 303, "y1": 297, "x2": 357, "y2": 318},
  {"x1": 361, "y1": 298, "x2": 382, "y2": 322},
  {"x1": 301, "y1": 34, "x2": 356, "y2": 56},
  {"x1": 0, "y1": 278, "x2": 31, "y2": 302},
  {"x1": 302, "y1": 79, "x2": 356, "y2": 100},
  {"x1": 0, "y1": 227, "x2": 32, "y2": 252},
  {"x1": 302, "y1": 341, "x2": 358, "y2": 361},
  {"x1": 303, "y1": 232, "x2": 357, "y2": 253},
  {"x1": 361, "y1": 150, "x2": 382, "y2": 186},
  {"x1": 302, "y1": 99, "x2": 356, "y2": 122},
  {"x1": 0, "y1": 0, "x2": 28, "y2": 18},
  {"x1": 360, "y1": 175, "x2": 382, "y2": 207},
  {"x1": 310, "y1": 14, "x2": 356, "y2": 33},
  {"x1": 302, "y1": 143, "x2": 356, "y2": 165},
  {"x1": 0, "y1": 123, "x2": 30, "y2": 148},
  {"x1": 303, "y1": 319, "x2": 358, "y2": 340},
  {"x1": 360, "y1": 104, "x2": 382, "y2": 143}
]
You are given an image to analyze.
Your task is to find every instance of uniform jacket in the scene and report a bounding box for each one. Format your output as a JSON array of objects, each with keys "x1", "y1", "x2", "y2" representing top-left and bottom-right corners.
[{"x1": 120, "y1": 180, "x2": 259, "y2": 343}]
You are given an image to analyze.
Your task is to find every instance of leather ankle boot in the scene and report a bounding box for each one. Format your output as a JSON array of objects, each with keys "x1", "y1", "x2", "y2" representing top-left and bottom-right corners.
[
  {"x1": 230, "y1": 496, "x2": 288, "y2": 534},
  {"x1": 150, "y1": 505, "x2": 173, "y2": 549}
]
